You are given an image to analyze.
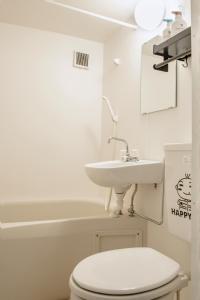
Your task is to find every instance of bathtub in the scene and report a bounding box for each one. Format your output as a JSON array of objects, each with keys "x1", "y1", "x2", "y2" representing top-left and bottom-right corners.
[{"x1": 0, "y1": 199, "x2": 146, "y2": 300}]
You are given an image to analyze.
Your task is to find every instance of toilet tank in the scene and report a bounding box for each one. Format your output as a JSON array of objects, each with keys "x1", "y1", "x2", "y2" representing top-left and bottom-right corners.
[{"x1": 164, "y1": 143, "x2": 192, "y2": 242}]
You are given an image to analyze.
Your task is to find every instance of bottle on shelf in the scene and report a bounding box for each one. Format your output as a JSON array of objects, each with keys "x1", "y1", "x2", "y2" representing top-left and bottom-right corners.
[
  {"x1": 162, "y1": 19, "x2": 173, "y2": 40},
  {"x1": 171, "y1": 11, "x2": 187, "y2": 35}
]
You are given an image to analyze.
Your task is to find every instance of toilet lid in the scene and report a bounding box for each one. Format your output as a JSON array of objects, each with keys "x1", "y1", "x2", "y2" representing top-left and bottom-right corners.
[{"x1": 72, "y1": 248, "x2": 180, "y2": 295}]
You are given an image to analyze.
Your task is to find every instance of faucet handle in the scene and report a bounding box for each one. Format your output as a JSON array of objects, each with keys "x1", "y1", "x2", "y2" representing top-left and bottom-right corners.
[
  {"x1": 131, "y1": 149, "x2": 139, "y2": 159},
  {"x1": 120, "y1": 149, "x2": 128, "y2": 162},
  {"x1": 121, "y1": 149, "x2": 139, "y2": 162}
]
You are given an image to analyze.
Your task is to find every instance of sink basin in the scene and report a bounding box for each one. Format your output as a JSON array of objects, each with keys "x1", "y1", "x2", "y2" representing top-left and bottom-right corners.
[{"x1": 85, "y1": 160, "x2": 164, "y2": 188}]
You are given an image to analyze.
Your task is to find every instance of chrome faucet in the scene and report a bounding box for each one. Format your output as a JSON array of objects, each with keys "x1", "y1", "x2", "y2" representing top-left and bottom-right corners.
[{"x1": 108, "y1": 136, "x2": 138, "y2": 162}]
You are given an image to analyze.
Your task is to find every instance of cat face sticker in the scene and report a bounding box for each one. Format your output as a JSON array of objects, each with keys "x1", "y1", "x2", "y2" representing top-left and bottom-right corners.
[
  {"x1": 175, "y1": 174, "x2": 192, "y2": 201},
  {"x1": 175, "y1": 174, "x2": 192, "y2": 212}
]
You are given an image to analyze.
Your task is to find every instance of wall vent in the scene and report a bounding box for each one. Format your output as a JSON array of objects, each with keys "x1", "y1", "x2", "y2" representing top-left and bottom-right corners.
[{"x1": 73, "y1": 51, "x2": 89, "y2": 69}]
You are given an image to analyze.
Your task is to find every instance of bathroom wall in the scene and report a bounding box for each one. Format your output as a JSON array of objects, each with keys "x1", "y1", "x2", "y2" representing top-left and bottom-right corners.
[
  {"x1": 102, "y1": 1, "x2": 191, "y2": 299},
  {"x1": 0, "y1": 22, "x2": 104, "y2": 204},
  {"x1": 191, "y1": 0, "x2": 200, "y2": 299}
]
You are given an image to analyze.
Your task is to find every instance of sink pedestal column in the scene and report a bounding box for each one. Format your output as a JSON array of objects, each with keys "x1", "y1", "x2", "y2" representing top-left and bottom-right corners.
[{"x1": 111, "y1": 185, "x2": 131, "y2": 216}]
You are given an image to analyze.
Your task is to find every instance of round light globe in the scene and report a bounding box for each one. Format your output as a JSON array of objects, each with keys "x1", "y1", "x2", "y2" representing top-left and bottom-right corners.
[{"x1": 134, "y1": 0, "x2": 166, "y2": 31}]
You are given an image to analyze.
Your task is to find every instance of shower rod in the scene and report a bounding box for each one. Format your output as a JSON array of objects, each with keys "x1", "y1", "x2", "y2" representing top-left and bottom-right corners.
[{"x1": 45, "y1": 0, "x2": 138, "y2": 30}]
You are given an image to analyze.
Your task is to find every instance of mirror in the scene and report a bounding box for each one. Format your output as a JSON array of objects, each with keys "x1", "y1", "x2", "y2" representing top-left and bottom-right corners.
[{"x1": 140, "y1": 36, "x2": 177, "y2": 114}]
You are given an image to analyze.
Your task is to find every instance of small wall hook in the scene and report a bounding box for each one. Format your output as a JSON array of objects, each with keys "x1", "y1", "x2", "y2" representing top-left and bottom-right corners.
[
  {"x1": 182, "y1": 56, "x2": 189, "y2": 68},
  {"x1": 113, "y1": 58, "x2": 121, "y2": 66}
]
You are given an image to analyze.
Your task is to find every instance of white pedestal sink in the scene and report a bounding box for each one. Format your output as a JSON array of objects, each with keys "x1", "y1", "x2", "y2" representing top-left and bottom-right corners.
[
  {"x1": 85, "y1": 160, "x2": 164, "y2": 189},
  {"x1": 85, "y1": 159, "x2": 164, "y2": 216}
]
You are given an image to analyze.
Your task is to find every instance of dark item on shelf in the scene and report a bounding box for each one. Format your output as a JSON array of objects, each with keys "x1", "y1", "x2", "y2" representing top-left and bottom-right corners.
[{"x1": 153, "y1": 27, "x2": 191, "y2": 72}]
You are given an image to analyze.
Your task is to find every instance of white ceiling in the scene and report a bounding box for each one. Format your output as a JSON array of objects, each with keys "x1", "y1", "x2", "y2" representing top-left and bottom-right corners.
[{"x1": 0, "y1": 0, "x2": 138, "y2": 42}]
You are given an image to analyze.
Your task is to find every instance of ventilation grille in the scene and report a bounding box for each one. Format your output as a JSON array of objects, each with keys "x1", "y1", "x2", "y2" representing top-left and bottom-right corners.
[{"x1": 73, "y1": 51, "x2": 89, "y2": 69}]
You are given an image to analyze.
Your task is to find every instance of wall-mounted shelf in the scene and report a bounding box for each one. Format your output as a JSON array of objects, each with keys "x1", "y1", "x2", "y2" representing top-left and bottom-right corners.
[{"x1": 153, "y1": 27, "x2": 191, "y2": 72}]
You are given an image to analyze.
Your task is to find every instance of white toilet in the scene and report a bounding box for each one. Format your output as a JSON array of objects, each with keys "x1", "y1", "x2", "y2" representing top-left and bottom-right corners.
[{"x1": 69, "y1": 247, "x2": 188, "y2": 300}]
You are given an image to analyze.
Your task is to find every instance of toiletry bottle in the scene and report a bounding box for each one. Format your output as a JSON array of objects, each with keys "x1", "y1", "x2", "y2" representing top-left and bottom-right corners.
[
  {"x1": 162, "y1": 19, "x2": 173, "y2": 39},
  {"x1": 171, "y1": 11, "x2": 187, "y2": 35}
]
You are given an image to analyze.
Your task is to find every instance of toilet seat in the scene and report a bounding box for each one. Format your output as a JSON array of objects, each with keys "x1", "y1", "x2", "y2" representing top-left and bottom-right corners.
[
  {"x1": 70, "y1": 273, "x2": 188, "y2": 300},
  {"x1": 72, "y1": 248, "x2": 180, "y2": 296}
]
